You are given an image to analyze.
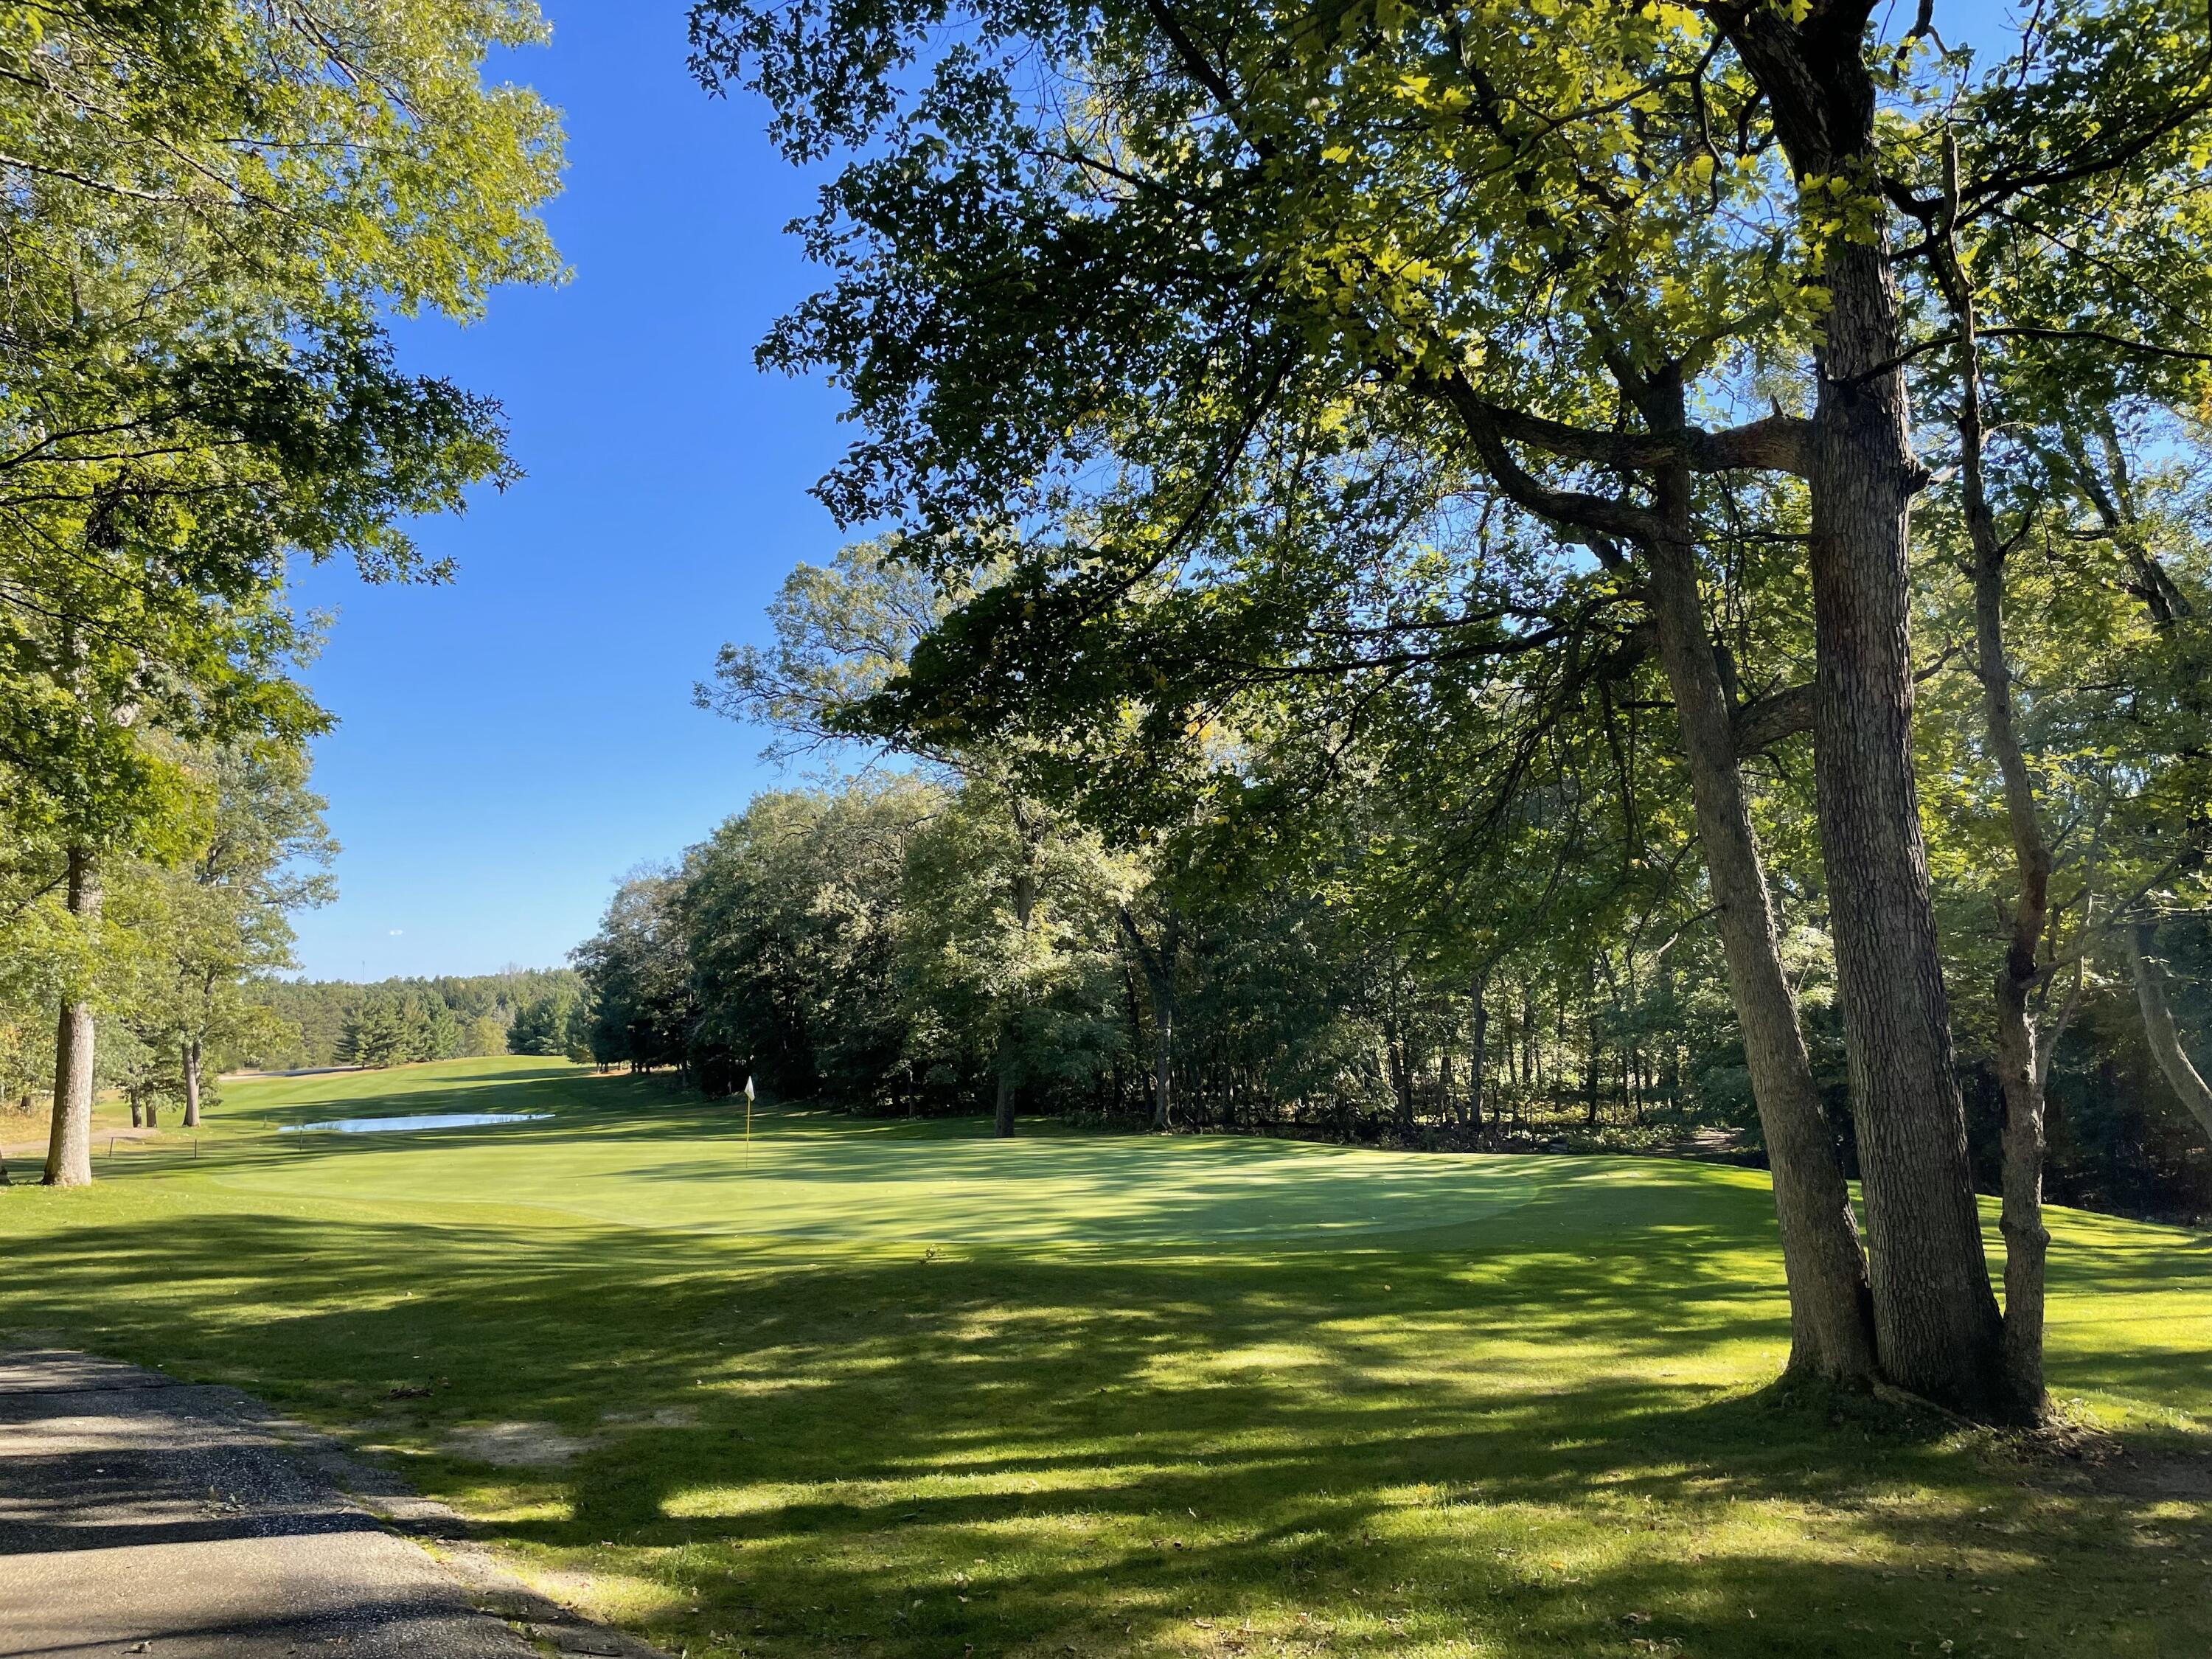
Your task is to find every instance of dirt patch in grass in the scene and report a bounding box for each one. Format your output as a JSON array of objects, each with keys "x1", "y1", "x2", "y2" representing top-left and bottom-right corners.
[
  {"x1": 444, "y1": 1421, "x2": 593, "y2": 1468},
  {"x1": 2094, "y1": 1436, "x2": 2212, "y2": 1503}
]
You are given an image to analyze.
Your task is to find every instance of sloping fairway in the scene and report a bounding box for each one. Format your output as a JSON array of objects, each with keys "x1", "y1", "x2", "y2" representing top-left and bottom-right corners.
[{"x1": 2, "y1": 1057, "x2": 2208, "y2": 1659}]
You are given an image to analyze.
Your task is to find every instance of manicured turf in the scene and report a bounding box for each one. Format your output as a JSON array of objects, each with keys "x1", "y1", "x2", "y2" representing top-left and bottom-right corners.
[{"x1": 2, "y1": 1057, "x2": 2208, "y2": 1659}]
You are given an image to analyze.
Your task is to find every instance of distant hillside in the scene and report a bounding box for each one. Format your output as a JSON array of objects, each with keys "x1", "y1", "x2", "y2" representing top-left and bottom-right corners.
[{"x1": 246, "y1": 968, "x2": 585, "y2": 1069}]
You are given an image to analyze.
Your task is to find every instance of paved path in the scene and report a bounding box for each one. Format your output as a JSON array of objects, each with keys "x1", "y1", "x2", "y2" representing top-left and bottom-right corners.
[{"x1": 0, "y1": 1351, "x2": 658, "y2": 1659}]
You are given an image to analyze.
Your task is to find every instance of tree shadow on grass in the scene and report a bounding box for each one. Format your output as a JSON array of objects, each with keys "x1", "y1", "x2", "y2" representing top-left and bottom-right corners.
[{"x1": 3, "y1": 1194, "x2": 2206, "y2": 1659}]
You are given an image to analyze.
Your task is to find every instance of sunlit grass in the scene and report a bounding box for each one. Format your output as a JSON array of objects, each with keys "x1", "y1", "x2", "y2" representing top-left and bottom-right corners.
[{"x1": 1, "y1": 1057, "x2": 2207, "y2": 1658}]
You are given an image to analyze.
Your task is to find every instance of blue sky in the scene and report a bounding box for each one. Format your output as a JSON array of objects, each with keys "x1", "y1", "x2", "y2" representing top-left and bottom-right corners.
[{"x1": 287, "y1": 1, "x2": 846, "y2": 980}]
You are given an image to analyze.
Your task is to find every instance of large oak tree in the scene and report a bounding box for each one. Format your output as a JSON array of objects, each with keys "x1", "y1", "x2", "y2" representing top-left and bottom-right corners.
[{"x1": 695, "y1": 0, "x2": 2212, "y2": 1418}]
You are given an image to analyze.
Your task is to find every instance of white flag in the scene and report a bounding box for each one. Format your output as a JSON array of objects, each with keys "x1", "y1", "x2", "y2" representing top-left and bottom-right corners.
[{"x1": 743, "y1": 1075, "x2": 756, "y2": 1102}]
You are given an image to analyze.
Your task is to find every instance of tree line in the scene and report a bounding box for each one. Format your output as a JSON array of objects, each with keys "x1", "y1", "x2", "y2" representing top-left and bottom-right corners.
[
  {"x1": 1, "y1": 742, "x2": 335, "y2": 1132},
  {"x1": 584, "y1": 544, "x2": 2212, "y2": 1229},
  {"x1": 664, "y1": 0, "x2": 2212, "y2": 1425},
  {"x1": 0, "y1": 4, "x2": 561, "y2": 1166},
  {"x1": 247, "y1": 969, "x2": 589, "y2": 1071}
]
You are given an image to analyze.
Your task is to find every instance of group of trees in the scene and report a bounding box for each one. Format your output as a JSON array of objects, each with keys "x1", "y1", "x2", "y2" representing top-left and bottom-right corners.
[
  {"x1": 10, "y1": 0, "x2": 2208, "y2": 1441},
  {"x1": 0, "y1": 3, "x2": 561, "y2": 1170},
  {"x1": 590, "y1": 533, "x2": 2212, "y2": 1214},
  {"x1": 249, "y1": 968, "x2": 585, "y2": 1069},
  {"x1": 577, "y1": 776, "x2": 1128, "y2": 1110},
  {"x1": 1, "y1": 742, "x2": 336, "y2": 1131},
  {"x1": 661, "y1": 0, "x2": 2212, "y2": 1423}
]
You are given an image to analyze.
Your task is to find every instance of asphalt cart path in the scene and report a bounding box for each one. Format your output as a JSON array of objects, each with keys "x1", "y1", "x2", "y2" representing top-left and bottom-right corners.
[{"x1": 0, "y1": 1350, "x2": 658, "y2": 1659}]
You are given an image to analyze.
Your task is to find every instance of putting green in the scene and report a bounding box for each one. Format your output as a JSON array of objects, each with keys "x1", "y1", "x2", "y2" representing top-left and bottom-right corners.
[{"x1": 207, "y1": 1058, "x2": 1660, "y2": 1244}]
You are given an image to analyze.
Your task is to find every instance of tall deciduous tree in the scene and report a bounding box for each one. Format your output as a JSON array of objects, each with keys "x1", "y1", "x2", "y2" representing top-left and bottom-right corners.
[
  {"x1": 161, "y1": 744, "x2": 335, "y2": 1125},
  {"x1": 693, "y1": 0, "x2": 2212, "y2": 1416},
  {"x1": 0, "y1": 1, "x2": 564, "y2": 1181}
]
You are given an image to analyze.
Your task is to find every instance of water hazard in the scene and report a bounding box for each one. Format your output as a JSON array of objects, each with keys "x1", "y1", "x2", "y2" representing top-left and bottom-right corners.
[{"x1": 280, "y1": 1113, "x2": 552, "y2": 1134}]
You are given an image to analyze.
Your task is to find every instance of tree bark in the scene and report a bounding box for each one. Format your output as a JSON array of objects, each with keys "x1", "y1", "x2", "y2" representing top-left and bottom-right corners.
[
  {"x1": 1806, "y1": 244, "x2": 2006, "y2": 1415},
  {"x1": 995, "y1": 797, "x2": 1040, "y2": 1140},
  {"x1": 1636, "y1": 377, "x2": 1879, "y2": 1384},
  {"x1": 2127, "y1": 922, "x2": 2212, "y2": 1144},
  {"x1": 1388, "y1": 1020, "x2": 1415, "y2": 1133},
  {"x1": 1150, "y1": 992, "x2": 1174, "y2": 1130},
  {"x1": 1935, "y1": 150, "x2": 2050, "y2": 1419},
  {"x1": 1159, "y1": 1000, "x2": 1177, "y2": 1133},
  {"x1": 1467, "y1": 970, "x2": 1489, "y2": 1130},
  {"x1": 182, "y1": 1038, "x2": 203, "y2": 1128},
  {"x1": 1116, "y1": 908, "x2": 1180, "y2": 1130},
  {"x1": 1722, "y1": 8, "x2": 2008, "y2": 1416},
  {"x1": 1520, "y1": 982, "x2": 1535, "y2": 1109},
  {"x1": 44, "y1": 846, "x2": 100, "y2": 1188},
  {"x1": 1583, "y1": 989, "x2": 1601, "y2": 1127}
]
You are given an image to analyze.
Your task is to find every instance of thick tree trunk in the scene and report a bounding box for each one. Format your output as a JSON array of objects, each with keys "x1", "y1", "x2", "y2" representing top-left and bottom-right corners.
[
  {"x1": 1583, "y1": 995, "x2": 1601, "y2": 1127},
  {"x1": 1520, "y1": 983, "x2": 1535, "y2": 1109},
  {"x1": 1388, "y1": 1024, "x2": 1414, "y2": 1133},
  {"x1": 1717, "y1": 12, "x2": 2007, "y2": 1415},
  {"x1": 1804, "y1": 244, "x2": 2006, "y2": 1414},
  {"x1": 992, "y1": 800, "x2": 1045, "y2": 1141},
  {"x1": 182, "y1": 1038, "x2": 203, "y2": 1128},
  {"x1": 2127, "y1": 923, "x2": 2212, "y2": 1144},
  {"x1": 1637, "y1": 389, "x2": 1878, "y2": 1384},
  {"x1": 44, "y1": 846, "x2": 100, "y2": 1188},
  {"x1": 1938, "y1": 171, "x2": 2050, "y2": 1418}
]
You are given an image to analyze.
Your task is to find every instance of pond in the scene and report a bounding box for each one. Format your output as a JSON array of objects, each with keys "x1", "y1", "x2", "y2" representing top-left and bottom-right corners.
[{"x1": 280, "y1": 1113, "x2": 552, "y2": 1134}]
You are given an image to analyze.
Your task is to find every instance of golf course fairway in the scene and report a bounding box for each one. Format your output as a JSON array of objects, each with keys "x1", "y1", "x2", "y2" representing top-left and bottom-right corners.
[{"x1": 2, "y1": 1057, "x2": 2206, "y2": 1659}]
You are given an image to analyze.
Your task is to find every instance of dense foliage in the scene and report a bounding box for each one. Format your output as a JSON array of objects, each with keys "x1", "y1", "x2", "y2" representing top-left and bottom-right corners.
[
  {"x1": 577, "y1": 758, "x2": 2212, "y2": 1225},
  {"x1": 661, "y1": 0, "x2": 2212, "y2": 1416},
  {"x1": 0, "y1": 2, "x2": 563, "y2": 1173},
  {"x1": 246, "y1": 968, "x2": 587, "y2": 1071}
]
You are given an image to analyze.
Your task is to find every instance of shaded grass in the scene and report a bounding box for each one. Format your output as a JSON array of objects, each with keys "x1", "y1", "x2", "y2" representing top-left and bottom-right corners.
[{"x1": 1, "y1": 1057, "x2": 2208, "y2": 1659}]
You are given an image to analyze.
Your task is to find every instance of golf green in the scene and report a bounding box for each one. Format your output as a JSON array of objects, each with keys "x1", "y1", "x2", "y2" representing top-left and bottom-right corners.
[{"x1": 212, "y1": 1071, "x2": 1649, "y2": 1245}]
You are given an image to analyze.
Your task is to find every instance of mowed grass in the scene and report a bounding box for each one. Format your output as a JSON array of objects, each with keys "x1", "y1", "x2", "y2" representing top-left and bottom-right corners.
[{"x1": 1, "y1": 1057, "x2": 2208, "y2": 1659}]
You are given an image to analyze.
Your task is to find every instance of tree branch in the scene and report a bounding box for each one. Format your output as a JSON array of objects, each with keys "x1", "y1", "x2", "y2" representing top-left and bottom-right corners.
[
  {"x1": 1850, "y1": 323, "x2": 2212, "y2": 384},
  {"x1": 1478, "y1": 401, "x2": 1812, "y2": 476},
  {"x1": 1731, "y1": 681, "x2": 1814, "y2": 757},
  {"x1": 1416, "y1": 369, "x2": 1664, "y2": 543}
]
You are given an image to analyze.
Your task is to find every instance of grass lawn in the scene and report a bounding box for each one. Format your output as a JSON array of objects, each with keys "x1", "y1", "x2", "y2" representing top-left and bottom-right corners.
[{"x1": 2, "y1": 1056, "x2": 2208, "y2": 1659}]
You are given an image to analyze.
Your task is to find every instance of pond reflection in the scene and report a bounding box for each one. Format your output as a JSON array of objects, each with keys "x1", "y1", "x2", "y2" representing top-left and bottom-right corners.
[{"x1": 280, "y1": 1112, "x2": 552, "y2": 1134}]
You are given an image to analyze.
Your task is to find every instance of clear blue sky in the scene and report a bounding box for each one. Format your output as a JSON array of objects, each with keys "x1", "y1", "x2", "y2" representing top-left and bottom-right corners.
[{"x1": 288, "y1": 1, "x2": 846, "y2": 981}]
